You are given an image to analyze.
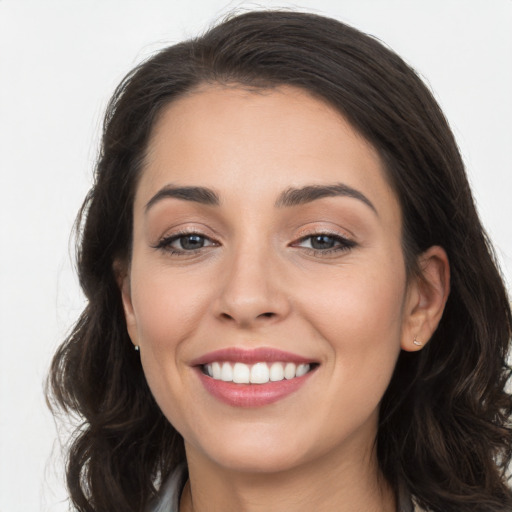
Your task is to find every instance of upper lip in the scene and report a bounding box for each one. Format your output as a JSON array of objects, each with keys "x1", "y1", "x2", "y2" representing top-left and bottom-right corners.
[{"x1": 190, "y1": 347, "x2": 317, "y2": 366}]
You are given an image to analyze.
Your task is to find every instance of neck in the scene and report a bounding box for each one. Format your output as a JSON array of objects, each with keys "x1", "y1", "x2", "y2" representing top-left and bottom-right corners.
[{"x1": 180, "y1": 442, "x2": 396, "y2": 512}]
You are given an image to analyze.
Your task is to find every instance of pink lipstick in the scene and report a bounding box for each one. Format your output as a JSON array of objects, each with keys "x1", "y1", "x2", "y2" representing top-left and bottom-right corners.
[{"x1": 192, "y1": 347, "x2": 318, "y2": 407}]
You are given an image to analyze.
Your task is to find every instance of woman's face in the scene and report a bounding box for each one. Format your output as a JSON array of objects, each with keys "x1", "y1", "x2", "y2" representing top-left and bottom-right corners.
[{"x1": 121, "y1": 85, "x2": 421, "y2": 474}]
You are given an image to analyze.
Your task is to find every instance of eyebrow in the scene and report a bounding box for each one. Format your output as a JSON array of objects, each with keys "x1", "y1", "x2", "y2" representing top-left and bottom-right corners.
[
  {"x1": 144, "y1": 182, "x2": 377, "y2": 215},
  {"x1": 145, "y1": 185, "x2": 220, "y2": 212},
  {"x1": 275, "y1": 183, "x2": 377, "y2": 214}
]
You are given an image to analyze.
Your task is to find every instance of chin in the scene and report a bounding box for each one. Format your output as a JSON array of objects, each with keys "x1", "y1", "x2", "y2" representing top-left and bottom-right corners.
[
  {"x1": 185, "y1": 423, "x2": 316, "y2": 475},
  {"x1": 203, "y1": 445, "x2": 308, "y2": 474}
]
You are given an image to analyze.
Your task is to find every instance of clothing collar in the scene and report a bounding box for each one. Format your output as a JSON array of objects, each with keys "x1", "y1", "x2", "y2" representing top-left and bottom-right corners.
[{"x1": 148, "y1": 465, "x2": 420, "y2": 512}]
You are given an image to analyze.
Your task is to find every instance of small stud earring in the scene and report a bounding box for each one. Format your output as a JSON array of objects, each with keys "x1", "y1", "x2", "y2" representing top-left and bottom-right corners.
[
  {"x1": 413, "y1": 337, "x2": 422, "y2": 347},
  {"x1": 134, "y1": 345, "x2": 140, "y2": 351}
]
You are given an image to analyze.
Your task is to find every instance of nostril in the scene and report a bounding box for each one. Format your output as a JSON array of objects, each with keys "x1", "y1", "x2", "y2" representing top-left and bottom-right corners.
[{"x1": 218, "y1": 311, "x2": 275, "y2": 323}]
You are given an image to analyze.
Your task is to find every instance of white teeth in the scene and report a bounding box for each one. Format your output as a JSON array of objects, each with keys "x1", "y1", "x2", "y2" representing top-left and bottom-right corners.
[
  {"x1": 220, "y1": 362, "x2": 233, "y2": 382},
  {"x1": 232, "y1": 362, "x2": 250, "y2": 383},
  {"x1": 212, "y1": 362, "x2": 222, "y2": 379},
  {"x1": 296, "y1": 364, "x2": 309, "y2": 377},
  {"x1": 250, "y1": 362, "x2": 270, "y2": 384},
  {"x1": 269, "y1": 362, "x2": 284, "y2": 381},
  {"x1": 204, "y1": 361, "x2": 312, "y2": 384},
  {"x1": 284, "y1": 362, "x2": 296, "y2": 380}
]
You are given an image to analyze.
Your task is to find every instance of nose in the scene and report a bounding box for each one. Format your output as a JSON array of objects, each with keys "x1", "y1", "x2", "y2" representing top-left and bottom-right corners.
[{"x1": 212, "y1": 247, "x2": 291, "y2": 329}]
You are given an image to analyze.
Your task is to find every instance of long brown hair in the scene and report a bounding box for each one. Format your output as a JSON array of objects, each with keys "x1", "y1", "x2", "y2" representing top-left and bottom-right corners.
[{"x1": 47, "y1": 10, "x2": 512, "y2": 511}]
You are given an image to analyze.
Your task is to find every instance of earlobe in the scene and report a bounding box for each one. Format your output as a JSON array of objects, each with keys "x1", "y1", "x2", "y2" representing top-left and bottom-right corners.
[
  {"x1": 114, "y1": 261, "x2": 139, "y2": 349},
  {"x1": 401, "y1": 246, "x2": 450, "y2": 352}
]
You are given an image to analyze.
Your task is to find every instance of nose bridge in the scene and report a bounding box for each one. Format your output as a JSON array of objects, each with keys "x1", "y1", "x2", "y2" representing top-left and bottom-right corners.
[{"x1": 215, "y1": 236, "x2": 289, "y2": 326}]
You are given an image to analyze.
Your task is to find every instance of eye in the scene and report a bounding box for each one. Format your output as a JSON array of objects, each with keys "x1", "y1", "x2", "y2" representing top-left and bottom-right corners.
[
  {"x1": 294, "y1": 233, "x2": 356, "y2": 254},
  {"x1": 305, "y1": 234, "x2": 339, "y2": 250},
  {"x1": 174, "y1": 234, "x2": 209, "y2": 250},
  {"x1": 155, "y1": 232, "x2": 217, "y2": 254}
]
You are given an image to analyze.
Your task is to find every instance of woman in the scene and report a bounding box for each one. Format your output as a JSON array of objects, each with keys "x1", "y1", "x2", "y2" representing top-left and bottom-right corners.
[{"x1": 47, "y1": 10, "x2": 512, "y2": 512}]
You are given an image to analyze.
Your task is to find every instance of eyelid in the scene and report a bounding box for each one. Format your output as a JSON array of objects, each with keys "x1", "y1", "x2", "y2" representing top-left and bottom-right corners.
[
  {"x1": 296, "y1": 234, "x2": 349, "y2": 245},
  {"x1": 294, "y1": 233, "x2": 355, "y2": 247},
  {"x1": 292, "y1": 225, "x2": 354, "y2": 242},
  {"x1": 151, "y1": 221, "x2": 221, "y2": 244}
]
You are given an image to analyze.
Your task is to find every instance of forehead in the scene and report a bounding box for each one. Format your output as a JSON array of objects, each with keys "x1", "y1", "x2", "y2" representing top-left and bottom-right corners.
[{"x1": 136, "y1": 84, "x2": 400, "y2": 223}]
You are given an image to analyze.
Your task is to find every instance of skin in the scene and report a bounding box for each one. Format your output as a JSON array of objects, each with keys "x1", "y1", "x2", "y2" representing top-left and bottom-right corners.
[{"x1": 120, "y1": 85, "x2": 449, "y2": 512}]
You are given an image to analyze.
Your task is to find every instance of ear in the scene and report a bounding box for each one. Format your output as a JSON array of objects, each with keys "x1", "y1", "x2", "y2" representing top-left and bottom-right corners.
[
  {"x1": 114, "y1": 260, "x2": 139, "y2": 350},
  {"x1": 401, "y1": 246, "x2": 450, "y2": 352}
]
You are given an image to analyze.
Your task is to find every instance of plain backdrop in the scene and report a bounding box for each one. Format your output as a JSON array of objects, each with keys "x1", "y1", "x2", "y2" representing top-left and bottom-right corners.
[{"x1": 1, "y1": 1, "x2": 511, "y2": 510}]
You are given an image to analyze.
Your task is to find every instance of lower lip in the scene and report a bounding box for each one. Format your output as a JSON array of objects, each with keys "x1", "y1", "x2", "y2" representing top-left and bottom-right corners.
[{"x1": 196, "y1": 368, "x2": 315, "y2": 407}]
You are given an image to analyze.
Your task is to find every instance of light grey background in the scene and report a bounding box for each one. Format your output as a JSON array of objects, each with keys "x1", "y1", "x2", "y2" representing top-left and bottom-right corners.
[{"x1": 1, "y1": 1, "x2": 511, "y2": 510}]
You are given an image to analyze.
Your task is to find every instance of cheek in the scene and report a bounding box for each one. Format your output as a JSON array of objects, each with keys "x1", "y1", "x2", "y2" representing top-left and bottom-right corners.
[
  {"x1": 128, "y1": 261, "x2": 211, "y2": 404},
  {"x1": 130, "y1": 261, "x2": 210, "y2": 350},
  {"x1": 128, "y1": 263, "x2": 214, "y2": 435},
  {"x1": 301, "y1": 259, "x2": 405, "y2": 333},
  {"x1": 300, "y1": 269, "x2": 405, "y2": 442},
  {"x1": 295, "y1": 256, "x2": 406, "y2": 393}
]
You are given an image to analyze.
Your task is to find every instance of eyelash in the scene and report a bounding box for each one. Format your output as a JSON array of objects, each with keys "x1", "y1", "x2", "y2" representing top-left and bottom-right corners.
[
  {"x1": 153, "y1": 230, "x2": 218, "y2": 256},
  {"x1": 292, "y1": 232, "x2": 356, "y2": 256},
  {"x1": 153, "y1": 230, "x2": 356, "y2": 257}
]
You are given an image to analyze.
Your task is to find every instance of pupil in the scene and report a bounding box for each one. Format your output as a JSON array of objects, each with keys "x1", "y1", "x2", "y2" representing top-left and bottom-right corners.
[
  {"x1": 181, "y1": 235, "x2": 204, "y2": 250},
  {"x1": 311, "y1": 235, "x2": 335, "y2": 250}
]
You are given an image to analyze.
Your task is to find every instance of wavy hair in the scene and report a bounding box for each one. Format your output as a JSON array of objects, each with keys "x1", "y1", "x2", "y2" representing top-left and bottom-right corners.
[{"x1": 47, "y1": 10, "x2": 512, "y2": 511}]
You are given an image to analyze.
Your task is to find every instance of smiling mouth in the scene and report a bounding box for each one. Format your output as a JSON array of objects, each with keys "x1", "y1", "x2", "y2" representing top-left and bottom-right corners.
[{"x1": 201, "y1": 361, "x2": 318, "y2": 384}]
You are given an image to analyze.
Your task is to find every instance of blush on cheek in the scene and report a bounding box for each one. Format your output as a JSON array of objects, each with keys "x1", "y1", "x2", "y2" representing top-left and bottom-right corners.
[
  {"x1": 299, "y1": 266, "x2": 405, "y2": 385},
  {"x1": 131, "y1": 271, "x2": 197, "y2": 344}
]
